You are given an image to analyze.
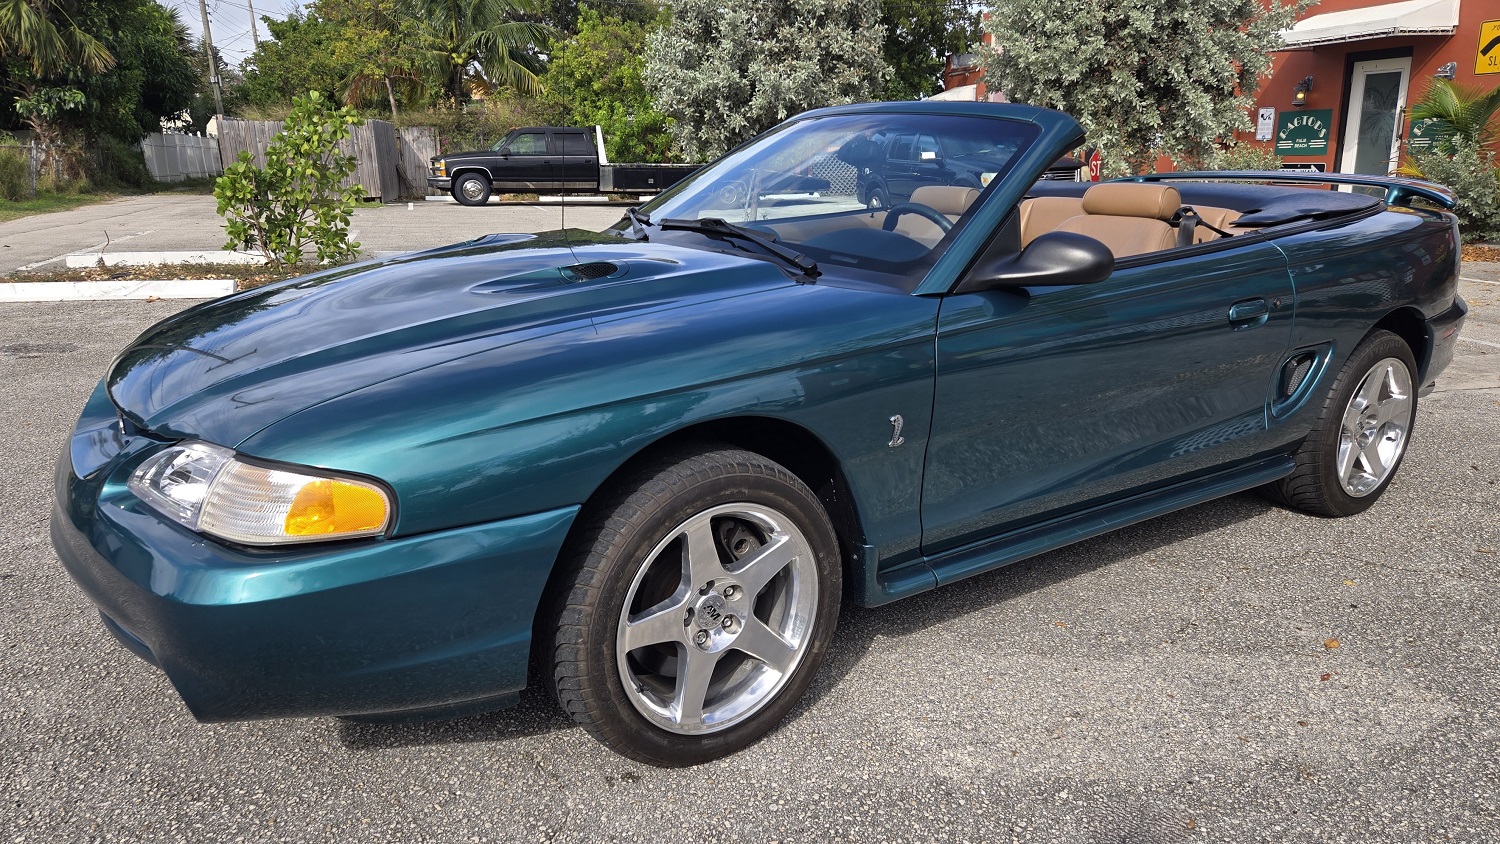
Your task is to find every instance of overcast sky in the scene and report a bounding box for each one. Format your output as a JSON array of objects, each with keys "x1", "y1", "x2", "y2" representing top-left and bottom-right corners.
[{"x1": 159, "y1": 0, "x2": 303, "y2": 66}]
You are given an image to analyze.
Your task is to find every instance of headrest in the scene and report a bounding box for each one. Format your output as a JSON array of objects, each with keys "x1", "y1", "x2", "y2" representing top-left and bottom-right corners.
[
  {"x1": 910, "y1": 185, "x2": 981, "y2": 216},
  {"x1": 1081, "y1": 183, "x2": 1182, "y2": 220}
]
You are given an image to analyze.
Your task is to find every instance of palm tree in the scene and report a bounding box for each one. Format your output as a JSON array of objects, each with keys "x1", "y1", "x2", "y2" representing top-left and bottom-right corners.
[
  {"x1": 403, "y1": 0, "x2": 555, "y2": 102},
  {"x1": 1408, "y1": 78, "x2": 1500, "y2": 155},
  {"x1": 0, "y1": 0, "x2": 113, "y2": 77}
]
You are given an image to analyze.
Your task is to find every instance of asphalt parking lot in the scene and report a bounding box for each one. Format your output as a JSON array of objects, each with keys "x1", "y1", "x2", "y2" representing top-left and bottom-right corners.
[
  {"x1": 1, "y1": 266, "x2": 1497, "y2": 842},
  {"x1": 0, "y1": 194, "x2": 625, "y2": 274}
]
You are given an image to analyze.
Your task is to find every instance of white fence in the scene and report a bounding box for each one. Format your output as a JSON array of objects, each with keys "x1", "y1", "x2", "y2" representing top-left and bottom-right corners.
[{"x1": 142, "y1": 133, "x2": 221, "y2": 182}]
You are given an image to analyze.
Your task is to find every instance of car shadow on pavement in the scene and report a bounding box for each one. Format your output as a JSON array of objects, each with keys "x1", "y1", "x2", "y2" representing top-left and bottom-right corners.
[
  {"x1": 784, "y1": 490, "x2": 1277, "y2": 721},
  {"x1": 336, "y1": 490, "x2": 1274, "y2": 753},
  {"x1": 336, "y1": 684, "x2": 574, "y2": 751}
]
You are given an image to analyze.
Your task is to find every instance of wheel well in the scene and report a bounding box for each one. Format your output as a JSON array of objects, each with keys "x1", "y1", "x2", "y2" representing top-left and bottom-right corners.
[
  {"x1": 450, "y1": 167, "x2": 490, "y2": 183},
  {"x1": 1371, "y1": 307, "x2": 1430, "y2": 380},
  {"x1": 528, "y1": 417, "x2": 868, "y2": 683}
]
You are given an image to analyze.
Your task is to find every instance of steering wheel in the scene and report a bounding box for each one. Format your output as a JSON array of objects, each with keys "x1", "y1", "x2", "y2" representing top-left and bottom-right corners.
[{"x1": 880, "y1": 202, "x2": 953, "y2": 233}]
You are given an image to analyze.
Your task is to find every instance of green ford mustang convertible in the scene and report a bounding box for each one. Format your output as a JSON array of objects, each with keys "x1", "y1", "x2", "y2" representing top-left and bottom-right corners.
[{"x1": 52, "y1": 102, "x2": 1468, "y2": 765}]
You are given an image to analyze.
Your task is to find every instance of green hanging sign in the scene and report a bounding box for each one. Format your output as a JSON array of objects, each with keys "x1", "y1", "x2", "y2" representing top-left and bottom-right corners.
[
  {"x1": 1407, "y1": 118, "x2": 1444, "y2": 152},
  {"x1": 1276, "y1": 109, "x2": 1333, "y2": 156}
]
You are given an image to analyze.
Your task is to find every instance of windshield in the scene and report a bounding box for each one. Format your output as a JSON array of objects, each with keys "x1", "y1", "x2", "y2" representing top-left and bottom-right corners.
[{"x1": 614, "y1": 112, "x2": 1041, "y2": 290}]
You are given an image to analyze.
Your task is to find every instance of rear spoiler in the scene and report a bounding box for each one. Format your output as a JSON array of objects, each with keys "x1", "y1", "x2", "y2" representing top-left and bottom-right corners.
[{"x1": 1123, "y1": 171, "x2": 1457, "y2": 210}]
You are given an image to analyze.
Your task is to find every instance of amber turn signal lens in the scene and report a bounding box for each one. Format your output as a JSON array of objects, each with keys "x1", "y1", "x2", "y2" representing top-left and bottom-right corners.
[{"x1": 284, "y1": 479, "x2": 390, "y2": 537}]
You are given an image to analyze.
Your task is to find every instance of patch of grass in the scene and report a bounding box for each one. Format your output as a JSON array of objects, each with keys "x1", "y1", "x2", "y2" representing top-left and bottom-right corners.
[{"x1": 0, "y1": 191, "x2": 116, "y2": 223}]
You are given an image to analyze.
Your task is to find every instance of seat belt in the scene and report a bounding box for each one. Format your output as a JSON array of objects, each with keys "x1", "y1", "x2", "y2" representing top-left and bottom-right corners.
[{"x1": 1174, "y1": 207, "x2": 1201, "y2": 248}]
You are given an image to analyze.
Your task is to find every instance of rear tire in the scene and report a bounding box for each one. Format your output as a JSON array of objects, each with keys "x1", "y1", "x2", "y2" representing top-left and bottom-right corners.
[
  {"x1": 549, "y1": 447, "x2": 841, "y2": 766},
  {"x1": 1263, "y1": 330, "x2": 1418, "y2": 517},
  {"x1": 452, "y1": 172, "x2": 491, "y2": 206}
]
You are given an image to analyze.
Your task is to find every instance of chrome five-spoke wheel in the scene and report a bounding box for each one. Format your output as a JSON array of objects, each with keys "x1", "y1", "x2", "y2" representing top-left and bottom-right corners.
[
  {"x1": 550, "y1": 447, "x2": 840, "y2": 766},
  {"x1": 1337, "y1": 356, "x2": 1412, "y2": 497},
  {"x1": 617, "y1": 504, "x2": 818, "y2": 734},
  {"x1": 1265, "y1": 329, "x2": 1418, "y2": 517}
]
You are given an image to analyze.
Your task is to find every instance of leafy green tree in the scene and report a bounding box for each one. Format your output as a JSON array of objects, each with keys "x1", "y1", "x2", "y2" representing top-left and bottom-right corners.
[
  {"x1": 980, "y1": 0, "x2": 1309, "y2": 176},
  {"x1": 1407, "y1": 78, "x2": 1500, "y2": 156},
  {"x1": 0, "y1": 0, "x2": 113, "y2": 77},
  {"x1": 880, "y1": 0, "x2": 976, "y2": 100},
  {"x1": 214, "y1": 91, "x2": 366, "y2": 267},
  {"x1": 242, "y1": 12, "x2": 352, "y2": 107},
  {"x1": 0, "y1": 0, "x2": 113, "y2": 172},
  {"x1": 544, "y1": 5, "x2": 670, "y2": 161},
  {"x1": 403, "y1": 0, "x2": 555, "y2": 101},
  {"x1": 644, "y1": 0, "x2": 889, "y2": 161},
  {"x1": 70, "y1": 0, "x2": 198, "y2": 141}
]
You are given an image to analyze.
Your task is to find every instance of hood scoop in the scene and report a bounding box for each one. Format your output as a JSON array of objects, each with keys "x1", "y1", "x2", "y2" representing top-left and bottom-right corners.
[
  {"x1": 471, "y1": 260, "x2": 629, "y2": 295},
  {"x1": 561, "y1": 261, "x2": 623, "y2": 282}
]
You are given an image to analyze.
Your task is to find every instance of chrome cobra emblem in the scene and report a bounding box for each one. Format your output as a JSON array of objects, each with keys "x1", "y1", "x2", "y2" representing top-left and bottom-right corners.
[{"x1": 888, "y1": 414, "x2": 905, "y2": 448}]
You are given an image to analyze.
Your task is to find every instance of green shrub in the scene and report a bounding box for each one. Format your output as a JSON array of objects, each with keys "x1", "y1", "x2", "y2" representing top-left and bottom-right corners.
[
  {"x1": 214, "y1": 91, "x2": 366, "y2": 267},
  {"x1": 1410, "y1": 139, "x2": 1500, "y2": 243},
  {"x1": 408, "y1": 97, "x2": 567, "y2": 155},
  {"x1": 88, "y1": 136, "x2": 153, "y2": 191},
  {"x1": 0, "y1": 146, "x2": 30, "y2": 200},
  {"x1": 1207, "y1": 144, "x2": 1283, "y2": 172}
]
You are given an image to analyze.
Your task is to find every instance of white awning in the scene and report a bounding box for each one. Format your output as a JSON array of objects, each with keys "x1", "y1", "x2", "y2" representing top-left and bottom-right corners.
[
  {"x1": 927, "y1": 84, "x2": 978, "y2": 102},
  {"x1": 1279, "y1": 0, "x2": 1460, "y2": 49}
]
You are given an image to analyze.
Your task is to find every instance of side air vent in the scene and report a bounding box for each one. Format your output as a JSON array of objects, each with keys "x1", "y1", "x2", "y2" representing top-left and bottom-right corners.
[
  {"x1": 1281, "y1": 352, "x2": 1316, "y2": 398},
  {"x1": 560, "y1": 261, "x2": 621, "y2": 282}
]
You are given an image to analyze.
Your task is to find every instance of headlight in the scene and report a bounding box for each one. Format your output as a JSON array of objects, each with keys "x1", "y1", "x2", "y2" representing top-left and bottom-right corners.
[
  {"x1": 128, "y1": 441, "x2": 392, "y2": 546},
  {"x1": 432, "y1": 159, "x2": 447, "y2": 176}
]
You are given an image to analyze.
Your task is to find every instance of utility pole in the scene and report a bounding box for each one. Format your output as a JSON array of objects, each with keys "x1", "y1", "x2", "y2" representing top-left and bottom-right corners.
[
  {"x1": 246, "y1": 0, "x2": 261, "y2": 48},
  {"x1": 197, "y1": 0, "x2": 225, "y2": 118}
]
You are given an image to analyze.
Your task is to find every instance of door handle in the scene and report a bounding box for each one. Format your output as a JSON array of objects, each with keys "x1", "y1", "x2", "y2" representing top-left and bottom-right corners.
[{"x1": 1228, "y1": 298, "x2": 1269, "y2": 328}]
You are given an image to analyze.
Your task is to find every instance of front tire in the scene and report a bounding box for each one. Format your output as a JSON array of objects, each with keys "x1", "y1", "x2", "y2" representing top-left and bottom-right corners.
[
  {"x1": 1264, "y1": 330, "x2": 1418, "y2": 516},
  {"x1": 550, "y1": 447, "x2": 841, "y2": 766},
  {"x1": 452, "y1": 172, "x2": 491, "y2": 206}
]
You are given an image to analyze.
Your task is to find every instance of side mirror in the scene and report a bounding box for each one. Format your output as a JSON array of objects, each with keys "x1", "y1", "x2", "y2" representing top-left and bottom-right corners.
[
  {"x1": 955, "y1": 232, "x2": 1114, "y2": 293},
  {"x1": 498, "y1": 147, "x2": 511, "y2": 158}
]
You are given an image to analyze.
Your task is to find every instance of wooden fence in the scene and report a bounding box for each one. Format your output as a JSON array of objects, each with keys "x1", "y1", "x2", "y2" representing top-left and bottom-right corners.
[{"x1": 216, "y1": 118, "x2": 435, "y2": 201}]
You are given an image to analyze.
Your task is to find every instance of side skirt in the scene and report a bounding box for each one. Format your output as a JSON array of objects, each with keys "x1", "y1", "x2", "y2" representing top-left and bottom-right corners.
[{"x1": 861, "y1": 455, "x2": 1296, "y2": 606}]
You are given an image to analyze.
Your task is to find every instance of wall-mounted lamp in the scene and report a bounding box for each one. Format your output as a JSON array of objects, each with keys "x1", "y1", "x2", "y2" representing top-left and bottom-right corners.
[
  {"x1": 1292, "y1": 76, "x2": 1313, "y2": 108},
  {"x1": 1435, "y1": 62, "x2": 1458, "y2": 80}
]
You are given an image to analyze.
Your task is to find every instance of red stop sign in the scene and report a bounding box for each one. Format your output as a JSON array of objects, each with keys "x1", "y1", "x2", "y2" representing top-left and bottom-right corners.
[{"x1": 1087, "y1": 150, "x2": 1103, "y2": 182}]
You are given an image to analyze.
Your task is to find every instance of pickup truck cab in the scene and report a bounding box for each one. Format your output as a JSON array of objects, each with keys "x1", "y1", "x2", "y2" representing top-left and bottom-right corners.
[{"x1": 429, "y1": 126, "x2": 698, "y2": 205}]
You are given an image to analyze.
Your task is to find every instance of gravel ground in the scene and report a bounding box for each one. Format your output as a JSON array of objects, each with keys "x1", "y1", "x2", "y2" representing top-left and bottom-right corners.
[{"x1": 1, "y1": 266, "x2": 1497, "y2": 844}]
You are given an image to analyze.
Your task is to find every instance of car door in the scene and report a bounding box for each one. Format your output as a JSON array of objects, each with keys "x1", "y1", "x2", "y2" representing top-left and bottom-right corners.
[
  {"x1": 557, "y1": 130, "x2": 598, "y2": 191},
  {"x1": 919, "y1": 238, "x2": 1295, "y2": 559},
  {"x1": 500, "y1": 130, "x2": 556, "y2": 190},
  {"x1": 883, "y1": 134, "x2": 921, "y2": 202}
]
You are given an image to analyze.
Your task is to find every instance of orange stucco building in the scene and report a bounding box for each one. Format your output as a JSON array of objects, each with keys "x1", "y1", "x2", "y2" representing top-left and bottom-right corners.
[{"x1": 1240, "y1": 0, "x2": 1495, "y2": 173}]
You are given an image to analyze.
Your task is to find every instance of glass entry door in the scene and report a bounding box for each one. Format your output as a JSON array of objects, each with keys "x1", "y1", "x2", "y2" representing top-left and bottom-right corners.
[{"x1": 1340, "y1": 58, "x2": 1411, "y2": 175}]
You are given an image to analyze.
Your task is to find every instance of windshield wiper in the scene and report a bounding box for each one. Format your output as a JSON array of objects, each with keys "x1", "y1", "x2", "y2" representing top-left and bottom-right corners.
[
  {"x1": 658, "y1": 217, "x2": 820, "y2": 280},
  {"x1": 623, "y1": 206, "x2": 651, "y2": 240}
]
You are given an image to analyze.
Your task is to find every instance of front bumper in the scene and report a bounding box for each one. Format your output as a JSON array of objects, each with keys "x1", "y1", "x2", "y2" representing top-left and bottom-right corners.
[
  {"x1": 428, "y1": 177, "x2": 452, "y2": 191},
  {"x1": 1421, "y1": 295, "x2": 1468, "y2": 395},
  {"x1": 51, "y1": 382, "x2": 577, "y2": 722}
]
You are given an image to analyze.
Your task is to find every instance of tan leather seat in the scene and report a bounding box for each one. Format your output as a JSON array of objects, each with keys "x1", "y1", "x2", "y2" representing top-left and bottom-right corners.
[
  {"x1": 891, "y1": 185, "x2": 981, "y2": 245},
  {"x1": 1055, "y1": 183, "x2": 1182, "y2": 258},
  {"x1": 1019, "y1": 196, "x2": 1085, "y2": 246},
  {"x1": 909, "y1": 185, "x2": 980, "y2": 217},
  {"x1": 1190, "y1": 206, "x2": 1244, "y2": 243}
]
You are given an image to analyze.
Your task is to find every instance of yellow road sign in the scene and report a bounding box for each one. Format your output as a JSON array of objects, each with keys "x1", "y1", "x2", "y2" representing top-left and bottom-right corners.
[{"x1": 1478, "y1": 19, "x2": 1500, "y2": 75}]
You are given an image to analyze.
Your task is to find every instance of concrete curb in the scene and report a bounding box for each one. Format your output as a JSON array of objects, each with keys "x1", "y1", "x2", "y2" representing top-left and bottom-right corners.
[
  {"x1": 0, "y1": 279, "x2": 234, "y2": 302},
  {"x1": 63, "y1": 251, "x2": 265, "y2": 269}
]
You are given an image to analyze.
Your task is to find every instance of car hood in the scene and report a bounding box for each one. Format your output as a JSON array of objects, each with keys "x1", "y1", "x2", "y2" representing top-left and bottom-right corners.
[{"x1": 107, "y1": 231, "x2": 799, "y2": 446}]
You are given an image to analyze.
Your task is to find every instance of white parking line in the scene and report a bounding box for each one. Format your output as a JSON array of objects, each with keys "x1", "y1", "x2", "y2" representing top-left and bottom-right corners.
[
  {"x1": 1459, "y1": 336, "x2": 1500, "y2": 349},
  {"x1": 1460, "y1": 276, "x2": 1500, "y2": 286},
  {"x1": 16, "y1": 230, "x2": 154, "y2": 271}
]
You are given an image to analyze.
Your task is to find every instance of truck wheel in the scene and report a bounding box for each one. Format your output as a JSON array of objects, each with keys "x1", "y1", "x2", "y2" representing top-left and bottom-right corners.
[
  {"x1": 549, "y1": 447, "x2": 841, "y2": 766},
  {"x1": 866, "y1": 186, "x2": 889, "y2": 209},
  {"x1": 1263, "y1": 330, "x2": 1418, "y2": 517},
  {"x1": 452, "y1": 173, "x2": 491, "y2": 206}
]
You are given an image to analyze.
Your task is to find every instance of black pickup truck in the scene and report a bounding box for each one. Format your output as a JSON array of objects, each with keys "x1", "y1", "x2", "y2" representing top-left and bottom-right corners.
[{"x1": 429, "y1": 126, "x2": 699, "y2": 206}]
